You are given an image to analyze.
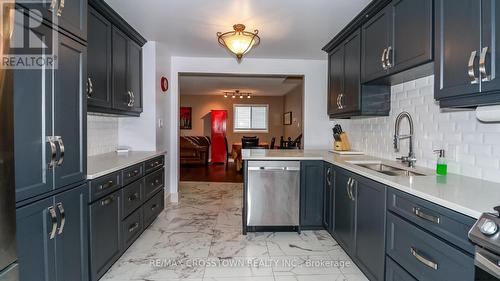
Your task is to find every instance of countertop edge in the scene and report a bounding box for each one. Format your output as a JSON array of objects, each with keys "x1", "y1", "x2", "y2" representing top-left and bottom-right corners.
[{"x1": 87, "y1": 151, "x2": 167, "y2": 180}]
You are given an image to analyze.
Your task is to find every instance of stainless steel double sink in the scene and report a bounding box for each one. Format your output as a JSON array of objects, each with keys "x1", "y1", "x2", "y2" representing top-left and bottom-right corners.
[{"x1": 347, "y1": 161, "x2": 427, "y2": 177}]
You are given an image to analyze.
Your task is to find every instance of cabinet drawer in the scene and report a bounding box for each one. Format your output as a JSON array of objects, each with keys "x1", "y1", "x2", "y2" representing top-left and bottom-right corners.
[
  {"x1": 89, "y1": 171, "x2": 122, "y2": 202},
  {"x1": 386, "y1": 213, "x2": 474, "y2": 281},
  {"x1": 121, "y1": 207, "x2": 143, "y2": 250},
  {"x1": 385, "y1": 257, "x2": 416, "y2": 281},
  {"x1": 121, "y1": 178, "x2": 144, "y2": 218},
  {"x1": 145, "y1": 155, "x2": 164, "y2": 174},
  {"x1": 143, "y1": 190, "x2": 164, "y2": 227},
  {"x1": 144, "y1": 168, "x2": 164, "y2": 200},
  {"x1": 123, "y1": 163, "x2": 144, "y2": 185},
  {"x1": 387, "y1": 189, "x2": 475, "y2": 254}
]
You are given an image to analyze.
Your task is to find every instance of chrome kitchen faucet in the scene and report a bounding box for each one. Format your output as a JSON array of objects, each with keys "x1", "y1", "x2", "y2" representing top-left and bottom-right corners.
[{"x1": 394, "y1": 111, "x2": 417, "y2": 168}]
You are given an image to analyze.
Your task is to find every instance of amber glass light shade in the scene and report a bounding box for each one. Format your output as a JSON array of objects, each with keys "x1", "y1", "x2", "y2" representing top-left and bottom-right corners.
[{"x1": 217, "y1": 24, "x2": 260, "y2": 61}]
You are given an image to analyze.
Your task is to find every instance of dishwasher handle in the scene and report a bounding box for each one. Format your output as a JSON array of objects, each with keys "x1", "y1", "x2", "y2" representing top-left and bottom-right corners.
[{"x1": 248, "y1": 166, "x2": 300, "y2": 171}]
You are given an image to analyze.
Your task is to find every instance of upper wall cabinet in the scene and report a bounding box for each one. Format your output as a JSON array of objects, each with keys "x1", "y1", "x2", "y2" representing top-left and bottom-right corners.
[
  {"x1": 87, "y1": 0, "x2": 146, "y2": 116},
  {"x1": 87, "y1": 7, "x2": 112, "y2": 109},
  {"x1": 435, "y1": 0, "x2": 500, "y2": 108},
  {"x1": 362, "y1": 0, "x2": 433, "y2": 83},
  {"x1": 19, "y1": 0, "x2": 87, "y2": 41},
  {"x1": 327, "y1": 30, "x2": 390, "y2": 118}
]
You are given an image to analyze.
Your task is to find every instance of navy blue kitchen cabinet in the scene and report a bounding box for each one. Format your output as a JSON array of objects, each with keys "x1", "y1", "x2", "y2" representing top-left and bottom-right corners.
[
  {"x1": 300, "y1": 161, "x2": 324, "y2": 229},
  {"x1": 362, "y1": 0, "x2": 433, "y2": 83},
  {"x1": 385, "y1": 257, "x2": 417, "y2": 281},
  {"x1": 16, "y1": 184, "x2": 88, "y2": 281},
  {"x1": 386, "y1": 212, "x2": 474, "y2": 281},
  {"x1": 14, "y1": 17, "x2": 86, "y2": 203},
  {"x1": 87, "y1": 6, "x2": 112, "y2": 109},
  {"x1": 333, "y1": 168, "x2": 356, "y2": 252},
  {"x1": 87, "y1": 0, "x2": 146, "y2": 116},
  {"x1": 89, "y1": 189, "x2": 122, "y2": 281},
  {"x1": 323, "y1": 163, "x2": 334, "y2": 233},
  {"x1": 352, "y1": 175, "x2": 386, "y2": 281},
  {"x1": 54, "y1": 32, "x2": 87, "y2": 189},
  {"x1": 333, "y1": 167, "x2": 387, "y2": 281},
  {"x1": 435, "y1": 0, "x2": 500, "y2": 107},
  {"x1": 19, "y1": 0, "x2": 87, "y2": 41}
]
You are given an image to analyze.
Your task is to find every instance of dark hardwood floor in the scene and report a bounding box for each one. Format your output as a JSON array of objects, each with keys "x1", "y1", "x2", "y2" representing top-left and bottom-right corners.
[{"x1": 180, "y1": 162, "x2": 243, "y2": 183}]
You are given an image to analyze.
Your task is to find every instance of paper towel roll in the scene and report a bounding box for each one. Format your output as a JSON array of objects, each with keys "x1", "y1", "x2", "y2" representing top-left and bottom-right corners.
[{"x1": 476, "y1": 105, "x2": 500, "y2": 122}]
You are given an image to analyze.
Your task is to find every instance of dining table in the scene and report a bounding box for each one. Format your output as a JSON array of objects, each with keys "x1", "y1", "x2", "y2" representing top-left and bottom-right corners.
[{"x1": 231, "y1": 142, "x2": 269, "y2": 171}]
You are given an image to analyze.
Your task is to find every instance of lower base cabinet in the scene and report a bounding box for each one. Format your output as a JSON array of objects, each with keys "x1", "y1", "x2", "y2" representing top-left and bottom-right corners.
[
  {"x1": 16, "y1": 183, "x2": 89, "y2": 281},
  {"x1": 89, "y1": 189, "x2": 122, "y2": 281},
  {"x1": 300, "y1": 161, "x2": 324, "y2": 229},
  {"x1": 385, "y1": 257, "x2": 417, "y2": 281},
  {"x1": 386, "y1": 213, "x2": 474, "y2": 281},
  {"x1": 88, "y1": 156, "x2": 165, "y2": 281},
  {"x1": 331, "y1": 167, "x2": 387, "y2": 281}
]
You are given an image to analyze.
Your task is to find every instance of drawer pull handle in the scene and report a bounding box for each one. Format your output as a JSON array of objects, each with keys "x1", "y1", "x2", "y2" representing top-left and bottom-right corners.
[
  {"x1": 152, "y1": 179, "x2": 161, "y2": 186},
  {"x1": 99, "y1": 180, "x2": 114, "y2": 190},
  {"x1": 101, "y1": 196, "x2": 114, "y2": 206},
  {"x1": 56, "y1": 203, "x2": 65, "y2": 235},
  {"x1": 151, "y1": 204, "x2": 158, "y2": 211},
  {"x1": 413, "y1": 207, "x2": 441, "y2": 224},
  {"x1": 48, "y1": 206, "x2": 58, "y2": 240},
  {"x1": 128, "y1": 193, "x2": 140, "y2": 201},
  {"x1": 150, "y1": 161, "x2": 160, "y2": 167},
  {"x1": 128, "y1": 222, "x2": 139, "y2": 233},
  {"x1": 128, "y1": 170, "x2": 140, "y2": 178},
  {"x1": 410, "y1": 247, "x2": 438, "y2": 270}
]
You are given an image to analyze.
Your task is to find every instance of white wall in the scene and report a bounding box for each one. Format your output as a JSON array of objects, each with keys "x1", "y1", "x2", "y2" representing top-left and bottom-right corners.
[
  {"x1": 168, "y1": 56, "x2": 331, "y2": 198},
  {"x1": 118, "y1": 41, "x2": 157, "y2": 151},
  {"x1": 336, "y1": 75, "x2": 500, "y2": 183}
]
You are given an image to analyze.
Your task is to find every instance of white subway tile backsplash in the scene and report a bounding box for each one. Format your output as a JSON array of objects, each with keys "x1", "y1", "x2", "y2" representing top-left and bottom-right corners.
[
  {"x1": 337, "y1": 75, "x2": 500, "y2": 183},
  {"x1": 87, "y1": 114, "x2": 119, "y2": 156}
]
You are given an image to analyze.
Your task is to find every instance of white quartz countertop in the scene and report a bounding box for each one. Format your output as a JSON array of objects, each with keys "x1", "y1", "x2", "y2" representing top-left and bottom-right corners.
[
  {"x1": 87, "y1": 151, "x2": 166, "y2": 180},
  {"x1": 242, "y1": 149, "x2": 500, "y2": 219}
]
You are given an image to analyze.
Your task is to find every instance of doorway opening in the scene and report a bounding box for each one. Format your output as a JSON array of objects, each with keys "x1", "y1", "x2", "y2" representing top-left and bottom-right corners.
[{"x1": 178, "y1": 73, "x2": 304, "y2": 183}]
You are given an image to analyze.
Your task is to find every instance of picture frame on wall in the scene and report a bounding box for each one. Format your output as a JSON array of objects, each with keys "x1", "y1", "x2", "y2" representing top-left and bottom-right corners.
[
  {"x1": 180, "y1": 107, "x2": 192, "y2": 130},
  {"x1": 284, "y1": 111, "x2": 292, "y2": 125}
]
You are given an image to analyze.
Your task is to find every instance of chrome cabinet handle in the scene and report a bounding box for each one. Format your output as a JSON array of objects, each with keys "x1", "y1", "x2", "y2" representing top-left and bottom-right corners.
[
  {"x1": 339, "y1": 93, "x2": 345, "y2": 109},
  {"x1": 55, "y1": 136, "x2": 64, "y2": 166},
  {"x1": 87, "y1": 77, "x2": 94, "y2": 97},
  {"x1": 101, "y1": 195, "x2": 114, "y2": 206},
  {"x1": 326, "y1": 168, "x2": 331, "y2": 186},
  {"x1": 151, "y1": 204, "x2": 158, "y2": 211},
  {"x1": 128, "y1": 222, "x2": 139, "y2": 233},
  {"x1": 48, "y1": 0, "x2": 57, "y2": 12},
  {"x1": 349, "y1": 179, "x2": 356, "y2": 201},
  {"x1": 47, "y1": 137, "x2": 57, "y2": 169},
  {"x1": 346, "y1": 178, "x2": 352, "y2": 200},
  {"x1": 468, "y1": 50, "x2": 479, "y2": 84},
  {"x1": 127, "y1": 91, "x2": 133, "y2": 107},
  {"x1": 151, "y1": 179, "x2": 161, "y2": 186},
  {"x1": 56, "y1": 203, "x2": 65, "y2": 235},
  {"x1": 480, "y1": 46, "x2": 491, "y2": 82},
  {"x1": 381, "y1": 48, "x2": 388, "y2": 70},
  {"x1": 48, "y1": 206, "x2": 58, "y2": 240},
  {"x1": 410, "y1": 247, "x2": 438, "y2": 270},
  {"x1": 130, "y1": 91, "x2": 135, "y2": 106},
  {"x1": 413, "y1": 207, "x2": 441, "y2": 224},
  {"x1": 99, "y1": 180, "x2": 114, "y2": 190},
  {"x1": 336, "y1": 95, "x2": 341, "y2": 109},
  {"x1": 128, "y1": 192, "x2": 140, "y2": 202},
  {"x1": 386, "y1": 46, "x2": 393, "y2": 69},
  {"x1": 128, "y1": 170, "x2": 140, "y2": 178},
  {"x1": 56, "y1": 0, "x2": 64, "y2": 16}
]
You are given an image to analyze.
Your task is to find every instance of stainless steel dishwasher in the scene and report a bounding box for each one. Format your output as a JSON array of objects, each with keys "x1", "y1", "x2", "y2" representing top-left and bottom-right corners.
[{"x1": 247, "y1": 161, "x2": 300, "y2": 227}]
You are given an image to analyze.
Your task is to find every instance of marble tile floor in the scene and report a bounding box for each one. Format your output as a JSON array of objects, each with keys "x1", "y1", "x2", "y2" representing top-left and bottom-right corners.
[{"x1": 101, "y1": 181, "x2": 369, "y2": 281}]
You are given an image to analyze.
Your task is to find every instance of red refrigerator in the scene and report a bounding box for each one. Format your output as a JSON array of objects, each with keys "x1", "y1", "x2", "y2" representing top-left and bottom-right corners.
[{"x1": 211, "y1": 110, "x2": 227, "y2": 163}]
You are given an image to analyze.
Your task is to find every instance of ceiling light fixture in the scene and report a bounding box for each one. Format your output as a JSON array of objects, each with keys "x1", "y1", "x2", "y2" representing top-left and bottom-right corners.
[
  {"x1": 217, "y1": 24, "x2": 260, "y2": 61},
  {"x1": 247, "y1": 93, "x2": 251, "y2": 99}
]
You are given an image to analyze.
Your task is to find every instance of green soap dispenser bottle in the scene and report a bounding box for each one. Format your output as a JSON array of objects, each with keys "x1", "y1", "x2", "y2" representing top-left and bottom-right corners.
[{"x1": 434, "y1": 149, "x2": 447, "y2": 175}]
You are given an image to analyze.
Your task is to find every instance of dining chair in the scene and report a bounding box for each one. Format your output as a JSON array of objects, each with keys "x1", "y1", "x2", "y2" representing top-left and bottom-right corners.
[
  {"x1": 242, "y1": 138, "x2": 259, "y2": 149},
  {"x1": 270, "y1": 137, "x2": 276, "y2": 149}
]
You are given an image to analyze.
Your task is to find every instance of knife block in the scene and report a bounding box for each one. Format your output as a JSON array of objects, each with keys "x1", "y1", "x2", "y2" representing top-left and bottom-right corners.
[{"x1": 334, "y1": 132, "x2": 351, "y2": 151}]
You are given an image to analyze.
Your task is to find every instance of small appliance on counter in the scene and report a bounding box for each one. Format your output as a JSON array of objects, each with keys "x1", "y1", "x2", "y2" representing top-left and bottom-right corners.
[{"x1": 468, "y1": 206, "x2": 500, "y2": 280}]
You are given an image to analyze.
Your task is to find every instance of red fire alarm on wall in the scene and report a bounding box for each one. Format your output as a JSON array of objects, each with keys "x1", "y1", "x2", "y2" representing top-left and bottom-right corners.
[{"x1": 160, "y1": 76, "x2": 169, "y2": 93}]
